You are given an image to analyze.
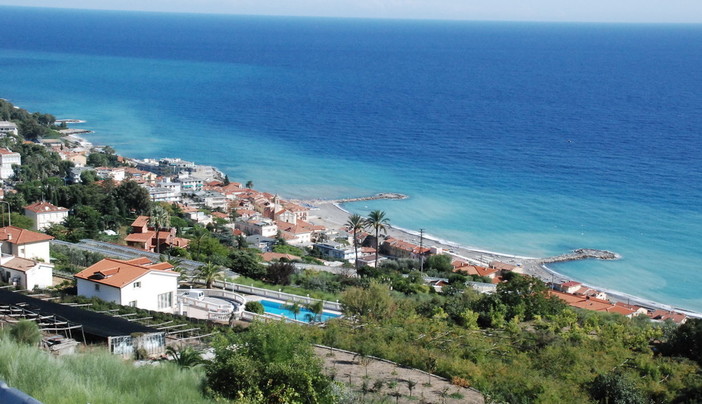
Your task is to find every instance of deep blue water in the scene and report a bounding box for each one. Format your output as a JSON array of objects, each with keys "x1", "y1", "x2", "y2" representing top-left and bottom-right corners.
[{"x1": 1, "y1": 7, "x2": 701, "y2": 311}]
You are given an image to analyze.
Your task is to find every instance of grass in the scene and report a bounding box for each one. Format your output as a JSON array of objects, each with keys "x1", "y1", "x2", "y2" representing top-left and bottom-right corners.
[{"x1": 0, "y1": 336, "x2": 214, "y2": 404}]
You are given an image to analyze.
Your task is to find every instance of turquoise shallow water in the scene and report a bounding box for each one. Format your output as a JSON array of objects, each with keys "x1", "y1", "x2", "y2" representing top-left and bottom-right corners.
[{"x1": 1, "y1": 7, "x2": 701, "y2": 311}]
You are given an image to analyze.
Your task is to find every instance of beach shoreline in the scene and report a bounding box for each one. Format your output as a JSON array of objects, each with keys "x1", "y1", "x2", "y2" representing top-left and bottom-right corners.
[
  {"x1": 303, "y1": 199, "x2": 702, "y2": 318},
  {"x1": 56, "y1": 121, "x2": 699, "y2": 318}
]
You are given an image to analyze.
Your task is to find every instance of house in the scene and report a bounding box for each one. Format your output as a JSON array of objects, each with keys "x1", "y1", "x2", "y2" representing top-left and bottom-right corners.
[
  {"x1": 489, "y1": 261, "x2": 523, "y2": 274},
  {"x1": 57, "y1": 150, "x2": 88, "y2": 167},
  {"x1": 557, "y1": 281, "x2": 583, "y2": 294},
  {"x1": 246, "y1": 235, "x2": 277, "y2": 252},
  {"x1": 74, "y1": 257, "x2": 179, "y2": 312},
  {"x1": 453, "y1": 262, "x2": 499, "y2": 280},
  {"x1": 648, "y1": 309, "x2": 687, "y2": 324},
  {"x1": 237, "y1": 219, "x2": 278, "y2": 238},
  {"x1": 0, "y1": 121, "x2": 19, "y2": 136},
  {"x1": 0, "y1": 148, "x2": 21, "y2": 180},
  {"x1": 0, "y1": 254, "x2": 53, "y2": 290},
  {"x1": 24, "y1": 201, "x2": 69, "y2": 231},
  {"x1": 0, "y1": 226, "x2": 53, "y2": 262},
  {"x1": 94, "y1": 166, "x2": 126, "y2": 182},
  {"x1": 314, "y1": 242, "x2": 356, "y2": 261},
  {"x1": 124, "y1": 216, "x2": 189, "y2": 253},
  {"x1": 382, "y1": 237, "x2": 432, "y2": 259}
]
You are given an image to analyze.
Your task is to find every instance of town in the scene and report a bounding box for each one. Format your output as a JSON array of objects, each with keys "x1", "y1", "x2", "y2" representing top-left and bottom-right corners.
[{"x1": 0, "y1": 100, "x2": 699, "y2": 403}]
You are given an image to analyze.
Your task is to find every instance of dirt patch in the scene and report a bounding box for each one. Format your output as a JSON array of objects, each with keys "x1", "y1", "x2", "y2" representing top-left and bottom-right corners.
[{"x1": 314, "y1": 346, "x2": 483, "y2": 404}]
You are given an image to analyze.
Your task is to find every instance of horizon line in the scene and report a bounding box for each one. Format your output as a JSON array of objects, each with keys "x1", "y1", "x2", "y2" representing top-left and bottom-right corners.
[{"x1": 2, "y1": 4, "x2": 702, "y2": 25}]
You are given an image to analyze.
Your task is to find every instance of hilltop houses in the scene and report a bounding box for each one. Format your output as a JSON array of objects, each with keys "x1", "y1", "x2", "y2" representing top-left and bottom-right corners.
[
  {"x1": 24, "y1": 201, "x2": 69, "y2": 231},
  {"x1": 0, "y1": 226, "x2": 54, "y2": 289},
  {"x1": 75, "y1": 257, "x2": 178, "y2": 312},
  {"x1": 0, "y1": 121, "x2": 19, "y2": 136},
  {"x1": 0, "y1": 147, "x2": 21, "y2": 180},
  {"x1": 124, "y1": 216, "x2": 189, "y2": 253}
]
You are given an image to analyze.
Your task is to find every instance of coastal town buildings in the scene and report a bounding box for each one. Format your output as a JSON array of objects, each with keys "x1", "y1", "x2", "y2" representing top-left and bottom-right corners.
[
  {"x1": 124, "y1": 216, "x2": 190, "y2": 253},
  {"x1": 0, "y1": 254, "x2": 53, "y2": 290},
  {"x1": 74, "y1": 257, "x2": 178, "y2": 312},
  {"x1": 314, "y1": 242, "x2": 356, "y2": 261},
  {"x1": 23, "y1": 201, "x2": 69, "y2": 231},
  {"x1": 0, "y1": 147, "x2": 21, "y2": 180},
  {"x1": 0, "y1": 121, "x2": 19, "y2": 136},
  {"x1": 0, "y1": 226, "x2": 53, "y2": 263}
]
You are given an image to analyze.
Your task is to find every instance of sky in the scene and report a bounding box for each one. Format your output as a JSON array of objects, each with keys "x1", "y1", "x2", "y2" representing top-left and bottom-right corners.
[{"x1": 0, "y1": 0, "x2": 701, "y2": 23}]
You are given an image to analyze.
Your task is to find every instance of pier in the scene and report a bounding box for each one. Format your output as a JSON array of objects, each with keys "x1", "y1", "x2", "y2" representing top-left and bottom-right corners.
[
  {"x1": 539, "y1": 248, "x2": 619, "y2": 264},
  {"x1": 296, "y1": 192, "x2": 408, "y2": 205}
]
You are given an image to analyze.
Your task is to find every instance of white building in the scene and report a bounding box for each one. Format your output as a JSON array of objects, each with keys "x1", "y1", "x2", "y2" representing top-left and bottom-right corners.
[
  {"x1": 74, "y1": 257, "x2": 179, "y2": 313},
  {"x1": 0, "y1": 226, "x2": 54, "y2": 263},
  {"x1": 0, "y1": 121, "x2": 18, "y2": 136},
  {"x1": 237, "y1": 219, "x2": 278, "y2": 238},
  {"x1": 95, "y1": 166, "x2": 126, "y2": 182},
  {"x1": 0, "y1": 148, "x2": 21, "y2": 180},
  {"x1": 24, "y1": 201, "x2": 69, "y2": 231},
  {"x1": 0, "y1": 255, "x2": 53, "y2": 290},
  {"x1": 314, "y1": 242, "x2": 356, "y2": 261}
]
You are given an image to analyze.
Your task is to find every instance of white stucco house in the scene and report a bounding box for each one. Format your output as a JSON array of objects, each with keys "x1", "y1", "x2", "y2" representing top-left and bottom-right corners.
[
  {"x1": 0, "y1": 255, "x2": 53, "y2": 290},
  {"x1": 74, "y1": 257, "x2": 179, "y2": 313},
  {"x1": 0, "y1": 226, "x2": 54, "y2": 263},
  {"x1": 24, "y1": 201, "x2": 69, "y2": 231},
  {"x1": 0, "y1": 147, "x2": 21, "y2": 180},
  {"x1": 0, "y1": 121, "x2": 19, "y2": 136}
]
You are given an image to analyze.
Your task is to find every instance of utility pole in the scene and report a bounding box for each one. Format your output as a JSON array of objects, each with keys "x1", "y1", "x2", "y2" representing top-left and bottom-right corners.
[{"x1": 419, "y1": 228, "x2": 425, "y2": 272}]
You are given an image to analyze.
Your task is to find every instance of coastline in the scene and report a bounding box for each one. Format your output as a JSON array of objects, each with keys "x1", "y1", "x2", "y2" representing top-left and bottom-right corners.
[
  {"x1": 55, "y1": 123, "x2": 701, "y2": 318},
  {"x1": 304, "y1": 200, "x2": 702, "y2": 318}
]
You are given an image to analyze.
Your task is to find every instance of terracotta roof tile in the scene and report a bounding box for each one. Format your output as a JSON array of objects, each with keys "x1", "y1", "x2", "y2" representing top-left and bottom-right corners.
[
  {"x1": 24, "y1": 201, "x2": 69, "y2": 213},
  {"x1": 74, "y1": 258, "x2": 176, "y2": 288},
  {"x1": 0, "y1": 226, "x2": 54, "y2": 245}
]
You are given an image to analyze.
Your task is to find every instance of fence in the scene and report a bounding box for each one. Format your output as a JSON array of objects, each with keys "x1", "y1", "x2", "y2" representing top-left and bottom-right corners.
[
  {"x1": 240, "y1": 310, "x2": 307, "y2": 325},
  {"x1": 211, "y1": 280, "x2": 343, "y2": 312},
  {"x1": 108, "y1": 332, "x2": 166, "y2": 359}
]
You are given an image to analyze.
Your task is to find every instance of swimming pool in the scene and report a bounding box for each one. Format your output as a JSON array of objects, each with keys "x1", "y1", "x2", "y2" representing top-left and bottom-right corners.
[{"x1": 259, "y1": 299, "x2": 340, "y2": 322}]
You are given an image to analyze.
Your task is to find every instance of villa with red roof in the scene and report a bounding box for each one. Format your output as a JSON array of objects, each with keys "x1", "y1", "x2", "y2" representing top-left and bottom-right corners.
[
  {"x1": 24, "y1": 201, "x2": 69, "y2": 231},
  {"x1": 75, "y1": 257, "x2": 178, "y2": 312},
  {"x1": 0, "y1": 226, "x2": 54, "y2": 262},
  {"x1": 124, "y1": 216, "x2": 190, "y2": 253}
]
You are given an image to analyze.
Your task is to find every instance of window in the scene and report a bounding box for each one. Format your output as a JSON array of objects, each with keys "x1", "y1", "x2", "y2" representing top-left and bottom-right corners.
[
  {"x1": 133, "y1": 281, "x2": 141, "y2": 288},
  {"x1": 94, "y1": 284, "x2": 100, "y2": 291},
  {"x1": 157, "y1": 292, "x2": 173, "y2": 309}
]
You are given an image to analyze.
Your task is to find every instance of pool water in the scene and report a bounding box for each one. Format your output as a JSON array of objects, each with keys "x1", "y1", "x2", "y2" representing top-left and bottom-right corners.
[{"x1": 259, "y1": 299, "x2": 340, "y2": 322}]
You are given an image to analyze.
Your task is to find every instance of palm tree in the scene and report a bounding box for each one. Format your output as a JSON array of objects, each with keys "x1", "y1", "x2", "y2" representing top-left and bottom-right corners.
[
  {"x1": 165, "y1": 345, "x2": 203, "y2": 369},
  {"x1": 195, "y1": 261, "x2": 224, "y2": 289},
  {"x1": 345, "y1": 214, "x2": 365, "y2": 271},
  {"x1": 283, "y1": 301, "x2": 301, "y2": 321},
  {"x1": 365, "y1": 210, "x2": 389, "y2": 269},
  {"x1": 148, "y1": 204, "x2": 170, "y2": 255},
  {"x1": 306, "y1": 300, "x2": 324, "y2": 323},
  {"x1": 245, "y1": 180, "x2": 254, "y2": 189}
]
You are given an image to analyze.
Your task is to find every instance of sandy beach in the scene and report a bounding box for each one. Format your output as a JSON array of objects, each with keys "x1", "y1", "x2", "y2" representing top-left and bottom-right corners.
[{"x1": 304, "y1": 200, "x2": 701, "y2": 318}]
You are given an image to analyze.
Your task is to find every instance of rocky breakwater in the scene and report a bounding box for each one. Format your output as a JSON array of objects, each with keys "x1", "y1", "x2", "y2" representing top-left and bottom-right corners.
[
  {"x1": 300, "y1": 193, "x2": 408, "y2": 205},
  {"x1": 540, "y1": 248, "x2": 620, "y2": 264}
]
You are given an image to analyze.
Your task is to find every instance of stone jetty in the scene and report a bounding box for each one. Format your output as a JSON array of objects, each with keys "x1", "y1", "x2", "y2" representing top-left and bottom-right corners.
[
  {"x1": 297, "y1": 193, "x2": 408, "y2": 205},
  {"x1": 539, "y1": 248, "x2": 619, "y2": 264}
]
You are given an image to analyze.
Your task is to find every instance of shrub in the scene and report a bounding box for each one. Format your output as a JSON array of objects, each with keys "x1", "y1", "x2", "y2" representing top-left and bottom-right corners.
[
  {"x1": 244, "y1": 301, "x2": 264, "y2": 314},
  {"x1": 10, "y1": 320, "x2": 42, "y2": 346}
]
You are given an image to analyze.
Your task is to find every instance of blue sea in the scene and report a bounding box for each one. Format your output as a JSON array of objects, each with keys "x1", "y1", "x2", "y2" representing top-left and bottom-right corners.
[{"x1": 1, "y1": 7, "x2": 701, "y2": 312}]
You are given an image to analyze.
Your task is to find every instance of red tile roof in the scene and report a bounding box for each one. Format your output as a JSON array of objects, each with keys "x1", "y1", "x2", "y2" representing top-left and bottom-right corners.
[
  {"x1": 24, "y1": 201, "x2": 69, "y2": 213},
  {"x1": 74, "y1": 258, "x2": 176, "y2": 288},
  {"x1": 1, "y1": 257, "x2": 39, "y2": 272},
  {"x1": 0, "y1": 226, "x2": 54, "y2": 245}
]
